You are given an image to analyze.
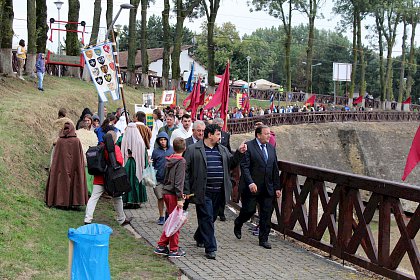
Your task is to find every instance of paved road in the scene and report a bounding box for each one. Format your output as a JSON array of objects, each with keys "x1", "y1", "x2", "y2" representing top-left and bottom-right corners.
[{"x1": 126, "y1": 187, "x2": 369, "y2": 280}]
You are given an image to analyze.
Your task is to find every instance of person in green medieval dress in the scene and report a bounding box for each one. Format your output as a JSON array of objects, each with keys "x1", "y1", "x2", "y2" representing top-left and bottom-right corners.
[{"x1": 121, "y1": 123, "x2": 147, "y2": 208}]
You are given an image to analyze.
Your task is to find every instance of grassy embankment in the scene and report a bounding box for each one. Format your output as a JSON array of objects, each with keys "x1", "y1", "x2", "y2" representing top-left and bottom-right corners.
[{"x1": 0, "y1": 75, "x2": 181, "y2": 279}]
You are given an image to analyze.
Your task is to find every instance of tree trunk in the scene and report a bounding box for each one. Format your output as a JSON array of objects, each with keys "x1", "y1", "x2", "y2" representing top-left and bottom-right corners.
[
  {"x1": 140, "y1": 0, "x2": 148, "y2": 87},
  {"x1": 90, "y1": 0, "x2": 101, "y2": 45},
  {"x1": 106, "y1": 0, "x2": 113, "y2": 40},
  {"x1": 65, "y1": 0, "x2": 80, "y2": 77},
  {"x1": 349, "y1": 13, "x2": 357, "y2": 99},
  {"x1": 305, "y1": 15, "x2": 314, "y2": 93},
  {"x1": 205, "y1": 0, "x2": 220, "y2": 90},
  {"x1": 357, "y1": 12, "x2": 365, "y2": 98},
  {"x1": 161, "y1": 0, "x2": 170, "y2": 89},
  {"x1": 207, "y1": 20, "x2": 215, "y2": 91},
  {"x1": 171, "y1": 0, "x2": 184, "y2": 91},
  {"x1": 375, "y1": 15, "x2": 385, "y2": 102},
  {"x1": 398, "y1": 17, "x2": 407, "y2": 103},
  {"x1": 406, "y1": 18, "x2": 416, "y2": 98},
  {"x1": 0, "y1": 0, "x2": 13, "y2": 75},
  {"x1": 285, "y1": 1, "x2": 292, "y2": 93},
  {"x1": 26, "y1": 0, "x2": 36, "y2": 77},
  {"x1": 127, "y1": 0, "x2": 139, "y2": 86},
  {"x1": 35, "y1": 0, "x2": 48, "y2": 54}
]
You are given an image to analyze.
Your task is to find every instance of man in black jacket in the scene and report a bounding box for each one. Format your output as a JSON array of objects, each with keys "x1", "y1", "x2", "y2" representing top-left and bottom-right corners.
[
  {"x1": 234, "y1": 125, "x2": 281, "y2": 249},
  {"x1": 213, "y1": 118, "x2": 231, "y2": 221},
  {"x1": 184, "y1": 124, "x2": 246, "y2": 259}
]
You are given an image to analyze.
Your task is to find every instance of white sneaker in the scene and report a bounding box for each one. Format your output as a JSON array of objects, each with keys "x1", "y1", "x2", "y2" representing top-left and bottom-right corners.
[{"x1": 19, "y1": 76, "x2": 25, "y2": 80}]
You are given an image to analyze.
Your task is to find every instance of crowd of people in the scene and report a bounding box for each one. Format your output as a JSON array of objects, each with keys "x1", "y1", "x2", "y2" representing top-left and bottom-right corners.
[{"x1": 44, "y1": 104, "x2": 281, "y2": 260}]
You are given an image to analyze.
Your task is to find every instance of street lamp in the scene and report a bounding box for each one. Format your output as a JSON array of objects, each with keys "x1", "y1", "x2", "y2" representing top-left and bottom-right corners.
[
  {"x1": 54, "y1": 1, "x2": 64, "y2": 77},
  {"x1": 98, "y1": 3, "x2": 134, "y2": 123},
  {"x1": 246, "y1": 56, "x2": 251, "y2": 94},
  {"x1": 302, "y1": 61, "x2": 322, "y2": 94}
]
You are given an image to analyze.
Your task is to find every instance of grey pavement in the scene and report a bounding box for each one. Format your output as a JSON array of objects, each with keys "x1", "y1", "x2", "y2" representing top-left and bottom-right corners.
[{"x1": 125, "y1": 187, "x2": 368, "y2": 280}]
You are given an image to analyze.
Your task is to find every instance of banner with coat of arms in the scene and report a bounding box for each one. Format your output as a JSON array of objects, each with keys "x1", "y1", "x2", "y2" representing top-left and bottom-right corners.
[{"x1": 82, "y1": 42, "x2": 119, "y2": 102}]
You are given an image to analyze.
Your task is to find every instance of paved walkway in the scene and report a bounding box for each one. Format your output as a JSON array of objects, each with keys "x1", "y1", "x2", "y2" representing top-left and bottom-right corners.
[{"x1": 125, "y1": 187, "x2": 369, "y2": 280}]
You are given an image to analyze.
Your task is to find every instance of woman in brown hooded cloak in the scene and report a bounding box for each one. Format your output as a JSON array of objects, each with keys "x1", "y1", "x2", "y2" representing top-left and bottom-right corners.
[{"x1": 45, "y1": 122, "x2": 88, "y2": 208}]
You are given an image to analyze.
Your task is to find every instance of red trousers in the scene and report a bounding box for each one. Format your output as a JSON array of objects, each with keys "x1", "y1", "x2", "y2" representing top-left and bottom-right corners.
[{"x1": 157, "y1": 194, "x2": 180, "y2": 251}]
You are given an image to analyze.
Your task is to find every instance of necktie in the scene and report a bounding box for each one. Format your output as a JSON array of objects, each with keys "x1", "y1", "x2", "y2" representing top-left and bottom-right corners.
[{"x1": 261, "y1": 144, "x2": 268, "y2": 163}]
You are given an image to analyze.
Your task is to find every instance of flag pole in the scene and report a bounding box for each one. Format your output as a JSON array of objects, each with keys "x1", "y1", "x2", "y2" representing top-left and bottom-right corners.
[{"x1": 110, "y1": 29, "x2": 129, "y2": 125}]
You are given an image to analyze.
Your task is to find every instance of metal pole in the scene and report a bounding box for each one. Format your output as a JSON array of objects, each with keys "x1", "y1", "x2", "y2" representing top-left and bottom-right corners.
[{"x1": 57, "y1": 7, "x2": 61, "y2": 77}]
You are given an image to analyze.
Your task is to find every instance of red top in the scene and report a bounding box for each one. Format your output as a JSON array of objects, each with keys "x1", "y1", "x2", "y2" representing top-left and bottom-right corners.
[{"x1": 93, "y1": 145, "x2": 124, "y2": 185}]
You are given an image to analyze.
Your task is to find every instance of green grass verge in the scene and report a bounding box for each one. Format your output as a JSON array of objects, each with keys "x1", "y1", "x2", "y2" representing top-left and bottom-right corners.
[{"x1": 0, "y1": 75, "x2": 179, "y2": 279}]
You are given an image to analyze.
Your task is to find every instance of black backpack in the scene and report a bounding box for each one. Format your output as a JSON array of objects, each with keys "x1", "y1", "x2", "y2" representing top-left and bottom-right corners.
[
  {"x1": 103, "y1": 133, "x2": 132, "y2": 197},
  {"x1": 86, "y1": 144, "x2": 106, "y2": 175}
]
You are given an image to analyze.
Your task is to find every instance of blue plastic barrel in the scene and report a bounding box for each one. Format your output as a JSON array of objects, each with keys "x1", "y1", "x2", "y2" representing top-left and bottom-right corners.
[{"x1": 68, "y1": 224, "x2": 113, "y2": 280}]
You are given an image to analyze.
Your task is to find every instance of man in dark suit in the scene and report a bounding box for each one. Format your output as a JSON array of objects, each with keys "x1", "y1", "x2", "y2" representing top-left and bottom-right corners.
[
  {"x1": 213, "y1": 118, "x2": 231, "y2": 221},
  {"x1": 234, "y1": 125, "x2": 281, "y2": 249},
  {"x1": 183, "y1": 120, "x2": 205, "y2": 211},
  {"x1": 185, "y1": 120, "x2": 205, "y2": 147}
]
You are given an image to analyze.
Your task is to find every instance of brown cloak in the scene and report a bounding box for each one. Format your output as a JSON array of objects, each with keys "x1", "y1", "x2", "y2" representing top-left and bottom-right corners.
[{"x1": 45, "y1": 122, "x2": 88, "y2": 207}]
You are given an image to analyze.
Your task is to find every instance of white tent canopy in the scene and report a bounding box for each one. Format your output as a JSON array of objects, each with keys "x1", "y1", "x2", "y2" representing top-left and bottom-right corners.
[{"x1": 251, "y1": 79, "x2": 280, "y2": 90}]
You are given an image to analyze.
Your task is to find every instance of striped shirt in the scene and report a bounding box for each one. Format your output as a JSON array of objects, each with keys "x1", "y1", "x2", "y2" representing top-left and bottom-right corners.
[{"x1": 205, "y1": 145, "x2": 224, "y2": 192}]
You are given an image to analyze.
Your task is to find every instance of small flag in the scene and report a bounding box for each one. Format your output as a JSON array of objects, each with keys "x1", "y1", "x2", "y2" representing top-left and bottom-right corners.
[{"x1": 402, "y1": 125, "x2": 420, "y2": 181}]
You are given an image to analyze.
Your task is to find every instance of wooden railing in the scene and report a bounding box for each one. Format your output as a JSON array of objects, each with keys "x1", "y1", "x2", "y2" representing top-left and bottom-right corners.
[
  {"x1": 272, "y1": 160, "x2": 420, "y2": 279},
  {"x1": 227, "y1": 111, "x2": 420, "y2": 134}
]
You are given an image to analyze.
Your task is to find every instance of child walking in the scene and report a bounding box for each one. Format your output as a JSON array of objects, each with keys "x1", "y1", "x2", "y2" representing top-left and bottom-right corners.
[{"x1": 154, "y1": 137, "x2": 186, "y2": 257}]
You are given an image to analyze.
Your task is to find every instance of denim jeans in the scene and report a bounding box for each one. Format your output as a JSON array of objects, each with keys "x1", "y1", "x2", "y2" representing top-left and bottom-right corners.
[
  {"x1": 37, "y1": 71, "x2": 44, "y2": 89},
  {"x1": 194, "y1": 191, "x2": 223, "y2": 253}
]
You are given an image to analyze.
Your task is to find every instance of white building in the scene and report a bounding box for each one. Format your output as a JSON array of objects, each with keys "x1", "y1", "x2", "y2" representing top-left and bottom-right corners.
[{"x1": 119, "y1": 46, "x2": 208, "y2": 85}]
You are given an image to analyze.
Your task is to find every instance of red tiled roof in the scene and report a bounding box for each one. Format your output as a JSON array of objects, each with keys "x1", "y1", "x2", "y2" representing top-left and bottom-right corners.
[{"x1": 118, "y1": 45, "x2": 192, "y2": 69}]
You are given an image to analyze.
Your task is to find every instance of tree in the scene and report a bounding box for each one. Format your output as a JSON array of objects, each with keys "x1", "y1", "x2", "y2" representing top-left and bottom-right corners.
[
  {"x1": 295, "y1": 0, "x2": 325, "y2": 93},
  {"x1": 140, "y1": 0, "x2": 155, "y2": 87},
  {"x1": 90, "y1": 0, "x2": 101, "y2": 45},
  {"x1": 0, "y1": 0, "x2": 14, "y2": 75},
  {"x1": 106, "y1": 0, "x2": 113, "y2": 40},
  {"x1": 36, "y1": 0, "x2": 48, "y2": 54},
  {"x1": 162, "y1": 0, "x2": 171, "y2": 88},
  {"x1": 127, "y1": 0, "x2": 140, "y2": 85},
  {"x1": 374, "y1": 0, "x2": 402, "y2": 104},
  {"x1": 66, "y1": 0, "x2": 81, "y2": 77},
  {"x1": 405, "y1": 0, "x2": 420, "y2": 98},
  {"x1": 202, "y1": 0, "x2": 221, "y2": 93},
  {"x1": 26, "y1": 0, "x2": 36, "y2": 76},
  {"x1": 398, "y1": 11, "x2": 408, "y2": 104},
  {"x1": 250, "y1": 0, "x2": 294, "y2": 93},
  {"x1": 171, "y1": 0, "x2": 202, "y2": 90}
]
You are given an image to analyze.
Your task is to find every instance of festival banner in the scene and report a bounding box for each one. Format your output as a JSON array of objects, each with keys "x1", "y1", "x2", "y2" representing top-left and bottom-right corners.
[
  {"x1": 236, "y1": 93, "x2": 243, "y2": 108},
  {"x1": 82, "y1": 42, "x2": 120, "y2": 102}
]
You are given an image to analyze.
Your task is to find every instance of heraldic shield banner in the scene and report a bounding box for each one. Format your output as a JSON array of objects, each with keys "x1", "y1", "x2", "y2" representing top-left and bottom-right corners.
[{"x1": 82, "y1": 42, "x2": 120, "y2": 102}]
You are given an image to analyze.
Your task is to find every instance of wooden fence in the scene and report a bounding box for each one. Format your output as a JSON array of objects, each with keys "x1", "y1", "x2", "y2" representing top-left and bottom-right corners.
[
  {"x1": 269, "y1": 160, "x2": 420, "y2": 279},
  {"x1": 227, "y1": 111, "x2": 420, "y2": 134}
]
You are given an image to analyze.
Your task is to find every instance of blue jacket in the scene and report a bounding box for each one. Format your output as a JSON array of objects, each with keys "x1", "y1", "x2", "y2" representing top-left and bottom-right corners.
[
  {"x1": 35, "y1": 53, "x2": 45, "y2": 73},
  {"x1": 151, "y1": 131, "x2": 174, "y2": 183}
]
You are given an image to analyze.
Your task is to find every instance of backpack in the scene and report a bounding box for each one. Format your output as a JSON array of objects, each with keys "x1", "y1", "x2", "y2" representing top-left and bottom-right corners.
[
  {"x1": 103, "y1": 133, "x2": 132, "y2": 197},
  {"x1": 86, "y1": 144, "x2": 106, "y2": 175}
]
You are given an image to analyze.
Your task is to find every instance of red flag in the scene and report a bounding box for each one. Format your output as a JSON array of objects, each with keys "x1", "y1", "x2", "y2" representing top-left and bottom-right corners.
[
  {"x1": 183, "y1": 90, "x2": 194, "y2": 107},
  {"x1": 353, "y1": 96, "x2": 363, "y2": 104},
  {"x1": 305, "y1": 95, "x2": 316, "y2": 106},
  {"x1": 402, "y1": 125, "x2": 420, "y2": 181},
  {"x1": 204, "y1": 62, "x2": 230, "y2": 131},
  {"x1": 403, "y1": 97, "x2": 411, "y2": 104}
]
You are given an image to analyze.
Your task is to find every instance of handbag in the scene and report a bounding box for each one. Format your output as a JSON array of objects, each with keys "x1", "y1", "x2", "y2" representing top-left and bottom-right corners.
[{"x1": 103, "y1": 133, "x2": 131, "y2": 197}]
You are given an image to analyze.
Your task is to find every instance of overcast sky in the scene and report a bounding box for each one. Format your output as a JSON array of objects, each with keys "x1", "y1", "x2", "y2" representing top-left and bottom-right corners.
[{"x1": 12, "y1": 0, "x2": 413, "y2": 57}]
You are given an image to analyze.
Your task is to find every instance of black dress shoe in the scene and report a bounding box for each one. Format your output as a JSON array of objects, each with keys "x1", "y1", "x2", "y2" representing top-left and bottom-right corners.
[
  {"x1": 121, "y1": 217, "x2": 133, "y2": 226},
  {"x1": 205, "y1": 251, "x2": 216, "y2": 259},
  {"x1": 196, "y1": 241, "x2": 205, "y2": 248},
  {"x1": 234, "y1": 223, "x2": 242, "y2": 239},
  {"x1": 219, "y1": 215, "x2": 226, "y2": 221},
  {"x1": 259, "y1": 241, "x2": 272, "y2": 249}
]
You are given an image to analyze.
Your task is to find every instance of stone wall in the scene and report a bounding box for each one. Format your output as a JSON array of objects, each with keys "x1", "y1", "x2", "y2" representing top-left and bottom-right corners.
[{"x1": 231, "y1": 122, "x2": 420, "y2": 211}]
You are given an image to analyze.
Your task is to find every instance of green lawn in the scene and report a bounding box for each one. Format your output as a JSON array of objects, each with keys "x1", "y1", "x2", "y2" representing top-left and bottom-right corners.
[{"x1": 0, "y1": 75, "x2": 179, "y2": 279}]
